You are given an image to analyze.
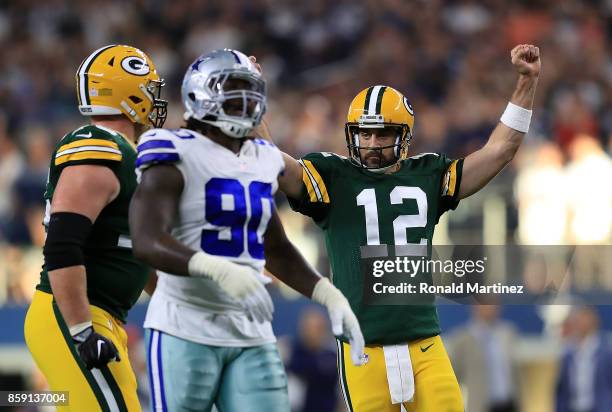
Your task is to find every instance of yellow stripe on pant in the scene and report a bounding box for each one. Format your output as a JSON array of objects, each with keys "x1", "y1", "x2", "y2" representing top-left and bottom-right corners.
[
  {"x1": 338, "y1": 335, "x2": 463, "y2": 412},
  {"x1": 24, "y1": 290, "x2": 140, "y2": 411}
]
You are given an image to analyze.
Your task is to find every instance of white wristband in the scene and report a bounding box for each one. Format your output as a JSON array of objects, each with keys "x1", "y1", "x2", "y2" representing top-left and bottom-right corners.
[
  {"x1": 69, "y1": 320, "x2": 93, "y2": 337},
  {"x1": 500, "y1": 102, "x2": 532, "y2": 133}
]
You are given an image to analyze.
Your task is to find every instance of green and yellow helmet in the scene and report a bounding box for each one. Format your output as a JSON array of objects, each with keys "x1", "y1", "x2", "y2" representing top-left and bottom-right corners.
[
  {"x1": 344, "y1": 85, "x2": 415, "y2": 169},
  {"x1": 75, "y1": 45, "x2": 167, "y2": 128}
]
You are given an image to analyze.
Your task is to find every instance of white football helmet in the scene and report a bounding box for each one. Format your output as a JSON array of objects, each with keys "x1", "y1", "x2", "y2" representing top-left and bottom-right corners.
[{"x1": 182, "y1": 49, "x2": 266, "y2": 138}]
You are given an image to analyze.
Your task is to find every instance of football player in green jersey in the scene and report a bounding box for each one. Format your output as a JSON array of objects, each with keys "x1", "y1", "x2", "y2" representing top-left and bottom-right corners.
[
  {"x1": 24, "y1": 45, "x2": 167, "y2": 411},
  {"x1": 276, "y1": 44, "x2": 541, "y2": 411}
]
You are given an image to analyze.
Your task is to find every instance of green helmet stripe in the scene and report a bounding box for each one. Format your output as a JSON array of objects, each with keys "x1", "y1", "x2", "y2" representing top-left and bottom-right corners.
[
  {"x1": 375, "y1": 86, "x2": 387, "y2": 114},
  {"x1": 363, "y1": 86, "x2": 374, "y2": 113}
]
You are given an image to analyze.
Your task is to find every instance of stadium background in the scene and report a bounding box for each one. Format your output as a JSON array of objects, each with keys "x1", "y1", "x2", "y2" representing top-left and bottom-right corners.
[{"x1": 0, "y1": 0, "x2": 610, "y2": 411}]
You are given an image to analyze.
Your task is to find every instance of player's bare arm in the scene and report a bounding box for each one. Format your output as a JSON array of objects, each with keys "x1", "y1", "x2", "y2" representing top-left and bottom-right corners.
[
  {"x1": 143, "y1": 269, "x2": 158, "y2": 296},
  {"x1": 264, "y1": 207, "x2": 366, "y2": 364},
  {"x1": 459, "y1": 44, "x2": 541, "y2": 199},
  {"x1": 263, "y1": 209, "x2": 320, "y2": 297},
  {"x1": 253, "y1": 117, "x2": 273, "y2": 142},
  {"x1": 278, "y1": 152, "x2": 304, "y2": 199},
  {"x1": 248, "y1": 55, "x2": 308, "y2": 201},
  {"x1": 46, "y1": 165, "x2": 120, "y2": 328},
  {"x1": 130, "y1": 164, "x2": 193, "y2": 275}
]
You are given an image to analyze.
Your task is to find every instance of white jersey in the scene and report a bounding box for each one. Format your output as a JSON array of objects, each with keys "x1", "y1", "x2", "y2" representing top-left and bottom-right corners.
[{"x1": 136, "y1": 128, "x2": 285, "y2": 346}]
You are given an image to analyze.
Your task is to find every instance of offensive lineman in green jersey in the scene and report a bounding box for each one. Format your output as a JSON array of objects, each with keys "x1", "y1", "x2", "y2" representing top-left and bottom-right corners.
[
  {"x1": 24, "y1": 45, "x2": 167, "y2": 411},
  {"x1": 276, "y1": 44, "x2": 541, "y2": 411}
]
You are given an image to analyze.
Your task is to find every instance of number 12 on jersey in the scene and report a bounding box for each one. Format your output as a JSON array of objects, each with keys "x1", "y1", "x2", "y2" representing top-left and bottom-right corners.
[
  {"x1": 202, "y1": 178, "x2": 273, "y2": 259},
  {"x1": 356, "y1": 186, "x2": 428, "y2": 246}
]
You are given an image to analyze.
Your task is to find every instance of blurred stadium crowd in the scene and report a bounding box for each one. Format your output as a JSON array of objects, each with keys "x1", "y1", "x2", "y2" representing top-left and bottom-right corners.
[
  {"x1": 0, "y1": 0, "x2": 611, "y2": 411},
  {"x1": 1, "y1": 0, "x2": 611, "y2": 297}
]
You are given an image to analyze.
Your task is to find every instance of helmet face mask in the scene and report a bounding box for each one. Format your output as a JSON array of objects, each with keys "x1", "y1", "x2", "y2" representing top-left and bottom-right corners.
[
  {"x1": 216, "y1": 72, "x2": 266, "y2": 120},
  {"x1": 182, "y1": 49, "x2": 267, "y2": 139},
  {"x1": 344, "y1": 85, "x2": 414, "y2": 172},
  {"x1": 345, "y1": 123, "x2": 410, "y2": 170},
  {"x1": 145, "y1": 79, "x2": 167, "y2": 128},
  {"x1": 76, "y1": 45, "x2": 167, "y2": 128}
]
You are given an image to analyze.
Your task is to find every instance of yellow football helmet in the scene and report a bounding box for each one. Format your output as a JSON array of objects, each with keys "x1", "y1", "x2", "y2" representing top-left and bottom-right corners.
[
  {"x1": 344, "y1": 85, "x2": 415, "y2": 169},
  {"x1": 75, "y1": 45, "x2": 167, "y2": 128}
]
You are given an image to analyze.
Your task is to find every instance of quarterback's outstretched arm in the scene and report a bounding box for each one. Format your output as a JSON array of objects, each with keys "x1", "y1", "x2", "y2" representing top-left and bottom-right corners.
[
  {"x1": 248, "y1": 55, "x2": 319, "y2": 201},
  {"x1": 254, "y1": 117, "x2": 304, "y2": 199},
  {"x1": 278, "y1": 152, "x2": 304, "y2": 199},
  {"x1": 459, "y1": 44, "x2": 540, "y2": 199}
]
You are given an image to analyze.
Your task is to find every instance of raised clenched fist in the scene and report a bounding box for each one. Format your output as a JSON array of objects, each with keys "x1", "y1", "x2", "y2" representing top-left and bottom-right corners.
[{"x1": 511, "y1": 44, "x2": 541, "y2": 78}]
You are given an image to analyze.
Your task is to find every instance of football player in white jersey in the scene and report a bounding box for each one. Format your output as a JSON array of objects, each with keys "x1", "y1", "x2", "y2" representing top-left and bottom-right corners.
[{"x1": 129, "y1": 49, "x2": 365, "y2": 412}]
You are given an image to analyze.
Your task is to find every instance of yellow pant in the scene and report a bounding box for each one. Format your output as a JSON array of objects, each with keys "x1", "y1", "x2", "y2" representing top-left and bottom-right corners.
[
  {"x1": 24, "y1": 290, "x2": 140, "y2": 412},
  {"x1": 338, "y1": 335, "x2": 463, "y2": 412}
]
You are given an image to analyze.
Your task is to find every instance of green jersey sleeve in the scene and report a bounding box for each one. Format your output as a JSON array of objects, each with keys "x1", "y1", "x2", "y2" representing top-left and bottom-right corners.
[
  {"x1": 437, "y1": 154, "x2": 464, "y2": 221},
  {"x1": 53, "y1": 125, "x2": 124, "y2": 171},
  {"x1": 287, "y1": 152, "x2": 339, "y2": 226}
]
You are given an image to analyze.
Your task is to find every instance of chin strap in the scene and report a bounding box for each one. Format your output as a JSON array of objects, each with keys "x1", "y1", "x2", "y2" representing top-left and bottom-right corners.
[{"x1": 367, "y1": 163, "x2": 398, "y2": 174}]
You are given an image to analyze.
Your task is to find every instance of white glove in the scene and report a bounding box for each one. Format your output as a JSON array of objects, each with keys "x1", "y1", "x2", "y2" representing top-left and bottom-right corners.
[
  {"x1": 312, "y1": 277, "x2": 365, "y2": 366},
  {"x1": 188, "y1": 251, "x2": 273, "y2": 323}
]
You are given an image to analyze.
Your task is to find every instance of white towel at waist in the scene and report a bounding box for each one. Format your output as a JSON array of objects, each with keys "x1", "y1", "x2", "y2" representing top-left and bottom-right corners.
[{"x1": 383, "y1": 343, "x2": 415, "y2": 404}]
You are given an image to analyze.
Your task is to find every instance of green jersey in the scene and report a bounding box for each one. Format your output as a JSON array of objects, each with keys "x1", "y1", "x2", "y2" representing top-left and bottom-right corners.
[
  {"x1": 37, "y1": 124, "x2": 148, "y2": 322},
  {"x1": 289, "y1": 152, "x2": 463, "y2": 344}
]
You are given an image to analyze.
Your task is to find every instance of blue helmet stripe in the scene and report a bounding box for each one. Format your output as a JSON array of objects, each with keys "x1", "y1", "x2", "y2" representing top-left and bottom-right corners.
[{"x1": 229, "y1": 50, "x2": 242, "y2": 64}]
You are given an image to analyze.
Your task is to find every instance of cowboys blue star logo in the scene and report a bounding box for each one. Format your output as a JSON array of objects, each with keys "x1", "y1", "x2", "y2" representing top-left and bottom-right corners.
[{"x1": 191, "y1": 58, "x2": 205, "y2": 71}]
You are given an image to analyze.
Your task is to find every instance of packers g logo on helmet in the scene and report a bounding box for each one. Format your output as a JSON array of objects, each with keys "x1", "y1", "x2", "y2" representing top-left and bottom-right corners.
[
  {"x1": 76, "y1": 45, "x2": 167, "y2": 128},
  {"x1": 403, "y1": 96, "x2": 414, "y2": 116},
  {"x1": 344, "y1": 85, "x2": 415, "y2": 170},
  {"x1": 120, "y1": 56, "x2": 150, "y2": 76}
]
